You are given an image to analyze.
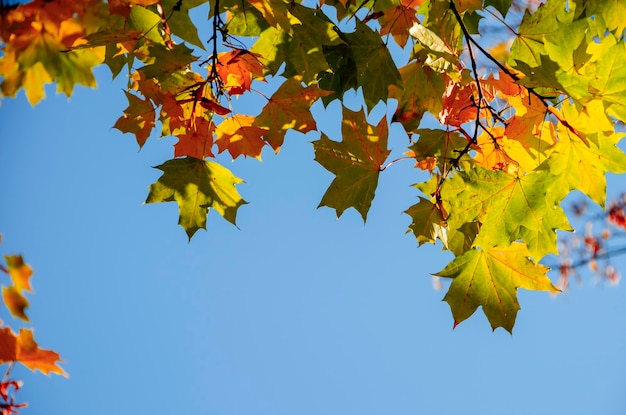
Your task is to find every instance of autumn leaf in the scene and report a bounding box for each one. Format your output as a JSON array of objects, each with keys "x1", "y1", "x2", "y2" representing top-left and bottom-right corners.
[
  {"x1": 538, "y1": 106, "x2": 626, "y2": 207},
  {"x1": 174, "y1": 116, "x2": 216, "y2": 159},
  {"x1": 0, "y1": 327, "x2": 67, "y2": 376},
  {"x1": 215, "y1": 114, "x2": 267, "y2": 159},
  {"x1": 443, "y1": 167, "x2": 572, "y2": 260},
  {"x1": 216, "y1": 48, "x2": 265, "y2": 96},
  {"x1": 313, "y1": 106, "x2": 390, "y2": 221},
  {"x1": 439, "y1": 74, "x2": 486, "y2": 126},
  {"x1": 406, "y1": 129, "x2": 467, "y2": 173},
  {"x1": 1, "y1": 287, "x2": 29, "y2": 322},
  {"x1": 342, "y1": 20, "x2": 403, "y2": 110},
  {"x1": 1, "y1": 255, "x2": 33, "y2": 321},
  {"x1": 405, "y1": 197, "x2": 448, "y2": 247},
  {"x1": 0, "y1": 0, "x2": 105, "y2": 104},
  {"x1": 3, "y1": 256, "x2": 32, "y2": 293},
  {"x1": 114, "y1": 90, "x2": 156, "y2": 147},
  {"x1": 436, "y1": 242, "x2": 558, "y2": 332},
  {"x1": 389, "y1": 62, "x2": 445, "y2": 132},
  {"x1": 146, "y1": 158, "x2": 247, "y2": 238},
  {"x1": 378, "y1": 0, "x2": 423, "y2": 48},
  {"x1": 253, "y1": 76, "x2": 331, "y2": 152}
]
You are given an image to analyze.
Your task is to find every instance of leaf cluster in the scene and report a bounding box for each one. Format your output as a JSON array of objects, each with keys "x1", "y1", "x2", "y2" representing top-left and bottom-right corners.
[{"x1": 2, "y1": 0, "x2": 626, "y2": 332}]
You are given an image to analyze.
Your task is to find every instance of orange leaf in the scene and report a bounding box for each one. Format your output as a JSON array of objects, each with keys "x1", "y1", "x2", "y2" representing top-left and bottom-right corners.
[
  {"x1": 0, "y1": 328, "x2": 67, "y2": 377},
  {"x1": 114, "y1": 90, "x2": 156, "y2": 147},
  {"x1": 4, "y1": 255, "x2": 32, "y2": 293},
  {"x1": 378, "y1": 0, "x2": 423, "y2": 48},
  {"x1": 174, "y1": 117, "x2": 216, "y2": 159},
  {"x1": 1, "y1": 287, "x2": 29, "y2": 322},
  {"x1": 215, "y1": 115, "x2": 267, "y2": 160},
  {"x1": 439, "y1": 77, "x2": 478, "y2": 126},
  {"x1": 216, "y1": 49, "x2": 265, "y2": 96}
]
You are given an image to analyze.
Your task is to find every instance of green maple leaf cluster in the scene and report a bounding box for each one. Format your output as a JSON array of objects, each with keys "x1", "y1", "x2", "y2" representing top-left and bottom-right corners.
[{"x1": 2, "y1": 0, "x2": 626, "y2": 332}]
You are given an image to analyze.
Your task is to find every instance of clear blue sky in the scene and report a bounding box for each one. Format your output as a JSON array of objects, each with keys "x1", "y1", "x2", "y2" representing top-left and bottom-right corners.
[{"x1": 2, "y1": 5, "x2": 626, "y2": 415}]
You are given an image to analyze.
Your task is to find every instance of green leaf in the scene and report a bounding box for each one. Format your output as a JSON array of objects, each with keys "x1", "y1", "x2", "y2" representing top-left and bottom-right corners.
[
  {"x1": 443, "y1": 167, "x2": 571, "y2": 260},
  {"x1": 508, "y1": 0, "x2": 573, "y2": 68},
  {"x1": 253, "y1": 76, "x2": 331, "y2": 151},
  {"x1": 138, "y1": 43, "x2": 197, "y2": 83},
  {"x1": 539, "y1": 103, "x2": 626, "y2": 207},
  {"x1": 251, "y1": 26, "x2": 290, "y2": 76},
  {"x1": 586, "y1": 0, "x2": 626, "y2": 34},
  {"x1": 389, "y1": 63, "x2": 446, "y2": 132},
  {"x1": 128, "y1": 5, "x2": 164, "y2": 44},
  {"x1": 313, "y1": 106, "x2": 390, "y2": 221},
  {"x1": 405, "y1": 197, "x2": 447, "y2": 247},
  {"x1": 146, "y1": 158, "x2": 247, "y2": 239},
  {"x1": 484, "y1": 0, "x2": 512, "y2": 17},
  {"x1": 225, "y1": 4, "x2": 270, "y2": 36},
  {"x1": 163, "y1": 0, "x2": 207, "y2": 49},
  {"x1": 436, "y1": 242, "x2": 558, "y2": 333},
  {"x1": 318, "y1": 43, "x2": 358, "y2": 105},
  {"x1": 283, "y1": 5, "x2": 344, "y2": 84},
  {"x1": 342, "y1": 20, "x2": 402, "y2": 110},
  {"x1": 406, "y1": 128, "x2": 468, "y2": 172}
]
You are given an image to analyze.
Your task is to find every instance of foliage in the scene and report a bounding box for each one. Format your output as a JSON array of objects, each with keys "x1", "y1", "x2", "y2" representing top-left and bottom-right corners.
[
  {"x1": 1, "y1": 0, "x2": 626, "y2": 336},
  {"x1": 0, "y1": 236, "x2": 66, "y2": 414}
]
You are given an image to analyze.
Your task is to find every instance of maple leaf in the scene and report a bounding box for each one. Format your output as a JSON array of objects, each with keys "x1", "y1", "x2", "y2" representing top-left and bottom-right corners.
[
  {"x1": 216, "y1": 49, "x2": 265, "y2": 96},
  {"x1": 161, "y1": 0, "x2": 208, "y2": 49},
  {"x1": 342, "y1": 20, "x2": 403, "y2": 110},
  {"x1": 389, "y1": 62, "x2": 445, "y2": 132},
  {"x1": 508, "y1": 0, "x2": 563, "y2": 68},
  {"x1": 378, "y1": 0, "x2": 423, "y2": 48},
  {"x1": 436, "y1": 242, "x2": 558, "y2": 332},
  {"x1": 443, "y1": 167, "x2": 572, "y2": 260},
  {"x1": 284, "y1": 4, "x2": 344, "y2": 84},
  {"x1": 313, "y1": 106, "x2": 390, "y2": 221},
  {"x1": 139, "y1": 43, "x2": 197, "y2": 84},
  {"x1": 114, "y1": 90, "x2": 156, "y2": 147},
  {"x1": 174, "y1": 116, "x2": 216, "y2": 159},
  {"x1": 215, "y1": 115, "x2": 267, "y2": 160},
  {"x1": 408, "y1": 21, "x2": 459, "y2": 74},
  {"x1": 1, "y1": 255, "x2": 33, "y2": 321},
  {"x1": 253, "y1": 76, "x2": 331, "y2": 152},
  {"x1": 0, "y1": 0, "x2": 105, "y2": 104},
  {"x1": 0, "y1": 328, "x2": 67, "y2": 376},
  {"x1": 3, "y1": 256, "x2": 32, "y2": 293},
  {"x1": 246, "y1": 0, "x2": 295, "y2": 32},
  {"x1": 406, "y1": 129, "x2": 467, "y2": 173},
  {"x1": 439, "y1": 73, "x2": 492, "y2": 127},
  {"x1": 405, "y1": 197, "x2": 448, "y2": 247},
  {"x1": 146, "y1": 158, "x2": 247, "y2": 239},
  {"x1": 1, "y1": 287, "x2": 29, "y2": 322},
  {"x1": 538, "y1": 104, "x2": 626, "y2": 207}
]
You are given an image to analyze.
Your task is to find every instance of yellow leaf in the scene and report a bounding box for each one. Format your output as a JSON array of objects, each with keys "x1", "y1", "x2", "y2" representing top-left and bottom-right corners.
[
  {"x1": 23, "y1": 61, "x2": 53, "y2": 105},
  {"x1": 2, "y1": 286, "x2": 29, "y2": 322}
]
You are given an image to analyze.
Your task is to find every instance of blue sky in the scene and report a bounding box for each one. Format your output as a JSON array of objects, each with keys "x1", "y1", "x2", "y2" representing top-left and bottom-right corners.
[{"x1": 2, "y1": 4, "x2": 626, "y2": 415}]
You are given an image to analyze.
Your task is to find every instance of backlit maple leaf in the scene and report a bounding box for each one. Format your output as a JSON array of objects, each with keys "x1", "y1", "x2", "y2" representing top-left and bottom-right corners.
[
  {"x1": 215, "y1": 115, "x2": 267, "y2": 160},
  {"x1": 436, "y1": 242, "x2": 558, "y2": 332},
  {"x1": 174, "y1": 116, "x2": 216, "y2": 159},
  {"x1": 216, "y1": 49, "x2": 265, "y2": 96},
  {"x1": 313, "y1": 106, "x2": 390, "y2": 221},
  {"x1": 0, "y1": 328, "x2": 67, "y2": 376},
  {"x1": 254, "y1": 76, "x2": 331, "y2": 152}
]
